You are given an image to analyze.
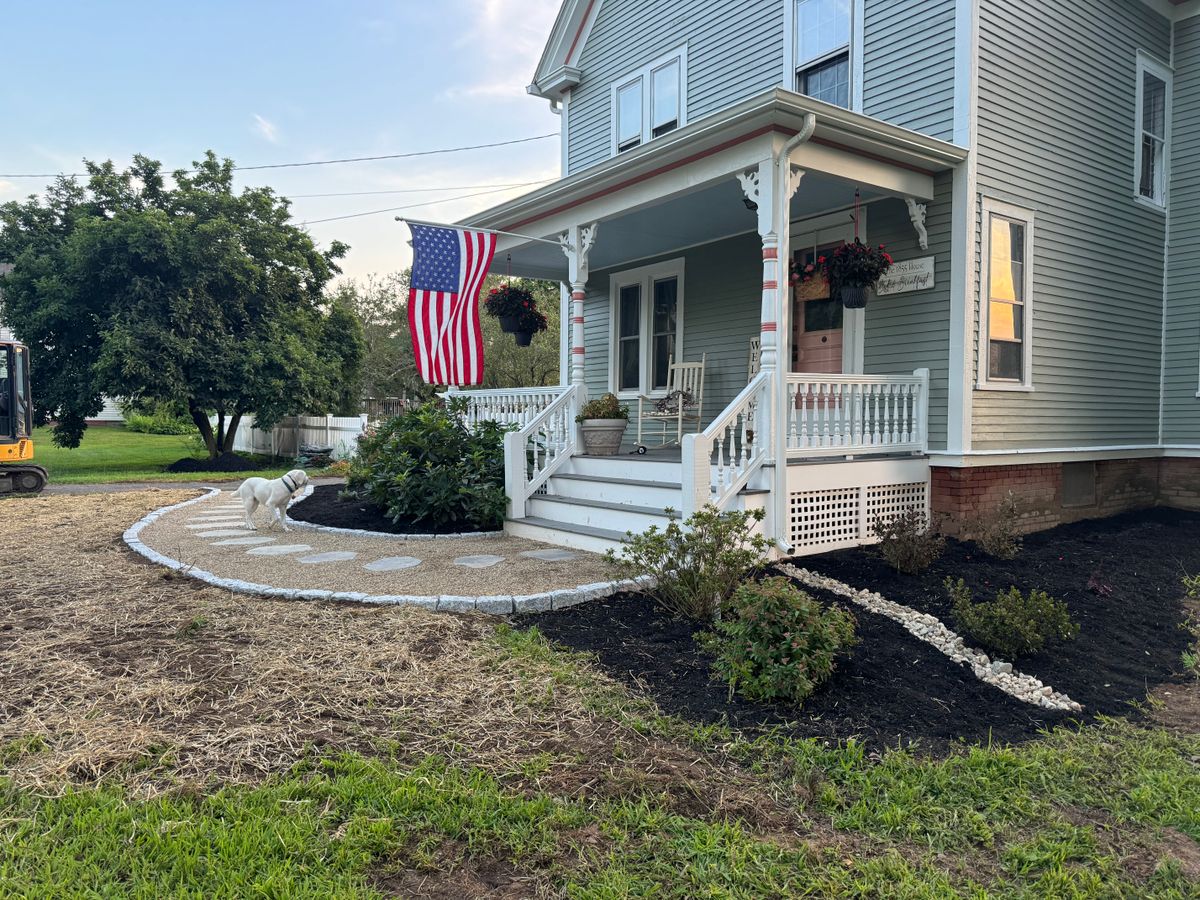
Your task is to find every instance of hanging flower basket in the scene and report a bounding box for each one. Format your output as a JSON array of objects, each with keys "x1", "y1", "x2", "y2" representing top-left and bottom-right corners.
[
  {"x1": 510, "y1": 306, "x2": 548, "y2": 347},
  {"x1": 789, "y1": 257, "x2": 830, "y2": 301},
  {"x1": 498, "y1": 313, "x2": 522, "y2": 333},
  {"x1": 484, "y1": 284, "x2": 536, "y2": 333},
  {"x1": 825, "y1": 239, "x2": 894, "y2": 309},
  {"x1": 840, "y1": 285, "x2": 870, "y2": 309},
  {"x1": 513, "y1": 330, "x2": 534, "y2": 347}
]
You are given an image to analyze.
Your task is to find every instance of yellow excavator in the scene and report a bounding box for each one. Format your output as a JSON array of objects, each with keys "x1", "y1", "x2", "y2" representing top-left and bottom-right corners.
[{"x1": 0, "y1": 340, "x2": 47, "y2": 493}]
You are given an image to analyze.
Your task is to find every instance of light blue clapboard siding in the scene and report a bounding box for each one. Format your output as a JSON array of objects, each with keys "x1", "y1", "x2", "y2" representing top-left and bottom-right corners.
[
  {"x1": 567, "y1": 0, "x2": 785, "y2": 175},
  {"x1": 1163, "y1": 17, "x2": 1200, "y2": 444},
  {"x1": 862, "y1": 174, "x2": 954, "y2": 451},
  {"x1": 862, "y1": 0, "x2": 956, "y2": 142},
  {"x1": 970, "y1": 0, "x2": 1170, "y2": 450}
]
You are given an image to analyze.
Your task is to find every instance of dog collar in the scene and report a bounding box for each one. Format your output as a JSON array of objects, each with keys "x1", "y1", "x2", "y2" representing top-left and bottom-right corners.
[{"x1": 282, "y1": 474, "x2": 298, "y2": 493}]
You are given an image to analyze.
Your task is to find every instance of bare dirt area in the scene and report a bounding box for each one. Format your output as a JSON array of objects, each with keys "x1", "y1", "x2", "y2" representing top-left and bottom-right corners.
[{"x1": 0, "y1": 491, "x2": 805, "y2": 838}]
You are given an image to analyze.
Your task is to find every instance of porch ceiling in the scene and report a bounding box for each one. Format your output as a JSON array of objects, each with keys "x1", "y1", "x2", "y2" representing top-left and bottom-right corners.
[{"x1": 461, "y1": 88, "x2": 965, "y2": 282}]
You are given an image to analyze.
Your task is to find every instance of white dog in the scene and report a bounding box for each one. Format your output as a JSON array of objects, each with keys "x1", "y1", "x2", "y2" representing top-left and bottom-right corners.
[{"x1": 235, "y1": 469, "x2": 310, "y2": 532}]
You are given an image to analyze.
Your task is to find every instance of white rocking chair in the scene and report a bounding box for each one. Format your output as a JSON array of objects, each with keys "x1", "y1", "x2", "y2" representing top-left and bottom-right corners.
[{"x1": 635, "y1": 353, "x2": 706, "y2": 451}]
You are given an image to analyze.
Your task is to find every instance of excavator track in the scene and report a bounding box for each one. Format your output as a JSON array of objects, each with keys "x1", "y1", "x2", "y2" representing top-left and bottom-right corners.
[{"x1": 0, "y1": 464, "x2": 49, "y2": 494}]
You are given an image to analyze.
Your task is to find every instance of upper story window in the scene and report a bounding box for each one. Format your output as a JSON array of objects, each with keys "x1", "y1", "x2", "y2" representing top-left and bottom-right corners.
[
  {"x1": 979, "y1": 198, "x2": 1035, "y2": 391},
  {"x1": 612, "y1": 48, "x2": 687, "y2": 155},
  {"x1": 794, "y1": 0, "x2": 851, "y2": 108},
  {"x1": 1135, "y1": 51, "x2": 1172, "y2": 209}
]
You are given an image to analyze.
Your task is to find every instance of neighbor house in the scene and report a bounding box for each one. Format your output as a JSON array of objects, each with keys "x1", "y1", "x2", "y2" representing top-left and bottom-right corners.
[{"x1": 449, "y1": 0, "x2": 1200, "y2": 556}]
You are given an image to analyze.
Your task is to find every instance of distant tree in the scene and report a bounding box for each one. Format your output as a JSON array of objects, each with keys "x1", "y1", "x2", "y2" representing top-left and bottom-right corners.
[
  {"x1": 0, "y1": 152, "x2": 362, "y2": 457},
  {"x1": 478, "y1": 275, "x2": 561, "y2": 389},
  {"x1": 331, "y1": 272, "x2": 431, "y2": 402}
]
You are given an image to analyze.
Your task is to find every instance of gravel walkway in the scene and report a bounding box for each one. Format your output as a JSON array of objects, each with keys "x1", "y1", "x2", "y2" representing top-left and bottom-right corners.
[{"x1": 137, "y1": 488, "x2": 614, "y2": 598}]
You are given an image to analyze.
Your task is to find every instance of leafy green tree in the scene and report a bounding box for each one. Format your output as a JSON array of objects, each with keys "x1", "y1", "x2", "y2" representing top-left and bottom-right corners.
[
  {"x1": 478, "y1": 275, "x2": 561, "y2": 389},
  {"x1": 0, "y1": 152, "x2": 362, "y2": 457},
  {"x1": 331, "y1": 272, "x2": 431, "y2": 402}
]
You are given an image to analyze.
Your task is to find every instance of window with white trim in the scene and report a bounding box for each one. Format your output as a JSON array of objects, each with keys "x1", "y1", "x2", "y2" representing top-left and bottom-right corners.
[
  {"x1": 1135, "y1": 52, "x2": 1172, "y2": 208},
  {"x1": 611, "y1": 48, "x2": 687, "y2": 155},
  {"x1": 794, "y1": 0, "x2": 851, "y2": 108},
  {"x1": 610, "y1": 260, "x2": 684, "y2": 396},
  {"x1": 979, "y1": 199, "x2": 1035, "y2": 390}
]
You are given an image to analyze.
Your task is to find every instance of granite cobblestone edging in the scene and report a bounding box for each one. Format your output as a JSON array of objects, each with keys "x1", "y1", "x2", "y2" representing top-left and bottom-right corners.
[
  {"x1": 778, "y1": 564, "x2": 1083, "y2": 713},
  {"x1": 123, "y1": 488, "x2": 648, "y2": 614}
]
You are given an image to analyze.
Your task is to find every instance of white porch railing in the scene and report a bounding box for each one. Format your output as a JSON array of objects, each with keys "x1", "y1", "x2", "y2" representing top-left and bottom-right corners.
[
  {"x1": 444, "y1": 386, "x2": 566, "y2": 430},
  {"x1": 681, "y1": 371, "x2": 770, "y2": 515},
  {"x1": 785, "y1": 369, "x2": 929, "y2": 458},
  {"x1": 503, "y1": 385, "x2": 580, "y2": 519}
]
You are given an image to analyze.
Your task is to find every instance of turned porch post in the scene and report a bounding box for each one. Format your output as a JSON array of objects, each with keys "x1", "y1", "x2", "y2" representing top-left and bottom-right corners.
[{"x1": 560, "y1": 223, "x2": 598, "y2": 396}]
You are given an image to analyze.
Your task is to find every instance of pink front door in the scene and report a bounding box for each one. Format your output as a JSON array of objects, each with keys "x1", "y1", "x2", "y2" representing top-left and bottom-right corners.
[{"x1": 791, "y1": 246, "x2": 844, "y2": 375}]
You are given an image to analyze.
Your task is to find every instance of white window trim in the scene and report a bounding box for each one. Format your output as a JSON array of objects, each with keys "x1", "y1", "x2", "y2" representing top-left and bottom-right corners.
[
  {"x1": 782, "y1": 0, "x2": 861, "y2": 111},
  {"x1": 608, "y1": 258, "x2": 686, "y2": 399},
  {"x1": 1134, "y1": 50, "x2": 1172, "y2": 212},
  {"x1": 976, "y1": 197, "x2": 1035, "y2": 392},
  {"x1": 609, "y1": 46, "x2": 688, "y2": 157}
]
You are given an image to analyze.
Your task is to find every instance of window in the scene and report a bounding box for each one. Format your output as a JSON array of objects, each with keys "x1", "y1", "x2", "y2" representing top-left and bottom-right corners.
[
  {"x1": 1135, "y1": 52, "x2": 1172, "y2": 208},
  {"x1": 979, "y1": 199, "x2": 1035, "y2": 390},
  {"x1": 611, "y1": 48, "x2": 687, "y2": 155},
  {"x1": 794, "y1": 0, "x2": 851, "y2": 108},
  {"x1": 609, "y1": 260, "x2": 684, "y2": 396}
]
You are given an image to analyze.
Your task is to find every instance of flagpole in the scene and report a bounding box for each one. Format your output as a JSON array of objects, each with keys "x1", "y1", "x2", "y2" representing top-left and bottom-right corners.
[{"x1": 395, "y1": 216, "x2": 566, "y2": 248}]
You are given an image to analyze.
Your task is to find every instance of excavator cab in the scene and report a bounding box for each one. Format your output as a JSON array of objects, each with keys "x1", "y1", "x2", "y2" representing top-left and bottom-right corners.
[{"x1": 0, "y1": 340, "x2": 47, "y2": 493}]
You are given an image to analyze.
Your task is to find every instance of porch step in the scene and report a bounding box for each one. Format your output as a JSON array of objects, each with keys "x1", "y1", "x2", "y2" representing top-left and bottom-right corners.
[
  {"x1": 504, "y1": 516, "x2": 630, "y2": 554},
  {"x1": 527, "y1": 494, "x2": 677, "y2": 533},
  {"x1": 548, "y1": 472, "x2": 682, "y2": 507},
  {"x1": 566, "y1": 454, "x2": 682, "y2": 482}
]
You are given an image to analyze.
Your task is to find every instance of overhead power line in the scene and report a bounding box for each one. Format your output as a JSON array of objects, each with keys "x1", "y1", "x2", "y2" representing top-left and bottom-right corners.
[
  {"x1": 289, "y1": 179, "x2": 552, "y2": 199},
  {"x1": 299, "y1": 183, "x2": 535, "y2": 227},
  {"x1": 0, "y1": 133, "x2": 560, "y2": 179}
]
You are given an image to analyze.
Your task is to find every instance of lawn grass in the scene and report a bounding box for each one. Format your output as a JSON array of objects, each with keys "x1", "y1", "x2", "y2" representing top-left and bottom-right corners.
[{"x1": 30, "y1": 425, "x2": 302, "y2": 484}]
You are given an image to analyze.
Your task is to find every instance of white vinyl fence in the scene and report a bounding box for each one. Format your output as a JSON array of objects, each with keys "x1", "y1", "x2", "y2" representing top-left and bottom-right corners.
[{"x1": 218, "y1": 414, "x2": 369, "y2": 461}]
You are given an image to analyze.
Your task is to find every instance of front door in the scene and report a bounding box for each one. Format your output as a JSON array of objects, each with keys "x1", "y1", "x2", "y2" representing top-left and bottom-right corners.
[{"x1": 792, "y1": 244, "x2": 844, "y2": 374}]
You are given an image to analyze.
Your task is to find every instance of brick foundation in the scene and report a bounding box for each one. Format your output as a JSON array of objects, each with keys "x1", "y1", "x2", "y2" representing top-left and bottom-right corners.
[{"x1": 931, "y1": 456, "x2": 1196, "y2": 537}]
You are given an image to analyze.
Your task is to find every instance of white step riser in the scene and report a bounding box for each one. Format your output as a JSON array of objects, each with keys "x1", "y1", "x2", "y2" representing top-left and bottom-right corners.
[
  {"x1": 567, "y1": 455, "x2": 682, "y2": 481},
  {"x1": 526, "y1": 498, "x2": 671, "y2": 535},
  {"x1": 504, "y1": 520, "x2": 623, "y2": 555},
  {"x1": 547, "y1": 478, "x2": 681, "y2": 508}
]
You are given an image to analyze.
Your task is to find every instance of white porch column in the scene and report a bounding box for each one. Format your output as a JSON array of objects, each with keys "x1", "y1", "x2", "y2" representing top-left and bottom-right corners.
[{"x1": 560, "y1": 223, "x2": 598, "y2": 395}]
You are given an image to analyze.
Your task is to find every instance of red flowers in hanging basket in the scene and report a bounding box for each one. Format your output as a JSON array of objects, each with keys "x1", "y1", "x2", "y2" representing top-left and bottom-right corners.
[
  {"x1": 826, "y1": 239, "x2": 893, "y2": 289},
  {"x1": 483, "y1": 283, "x2": 535, "y2": 318}
]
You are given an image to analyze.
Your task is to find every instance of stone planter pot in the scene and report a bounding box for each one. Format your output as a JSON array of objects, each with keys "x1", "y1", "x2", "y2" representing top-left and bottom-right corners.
[
  {"x1": 498, "y1": 313, "x2": 521, "y2": 333},
  {"x1": 513, "y1": 330, "x2": 534, "y2": 347},
  {"x1": 579, "y1": 418, "x2": 628, "y2": 456},
  {"x1": 841, "y1": 284, "x2": 870, "y2": 309}
]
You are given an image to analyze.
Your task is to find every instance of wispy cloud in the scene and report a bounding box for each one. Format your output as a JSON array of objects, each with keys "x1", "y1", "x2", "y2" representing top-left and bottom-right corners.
[
  {"x1": 0, "y1": 180, "x2": 16, "y2": 197},
  {"x1": 252, "y1": 114, "x2": 280, "y2": 144},
  {"x1": 442, "y1": 0, "x2": 561, "y2": 103}
]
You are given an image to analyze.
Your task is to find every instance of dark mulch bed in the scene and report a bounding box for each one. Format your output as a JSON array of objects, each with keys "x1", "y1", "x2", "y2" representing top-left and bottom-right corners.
[
  {"x1": 287, "y1": 483, "x2": 496, "y2": 535},
  {"x1": 166, "y1": 452, "x2": 265, "y2": 473},
  {"x1": 519, "y1": 508, "x2": 1198, "y2": 751}
]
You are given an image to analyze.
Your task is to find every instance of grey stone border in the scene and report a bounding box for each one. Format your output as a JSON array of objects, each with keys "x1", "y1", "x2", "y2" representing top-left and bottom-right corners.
[
  {"x1": 123, "y1": 488, "x2": 644, "y2": 614},
  {"x1": 283, "y1": 484, "x2": 505, "y2": 541}
]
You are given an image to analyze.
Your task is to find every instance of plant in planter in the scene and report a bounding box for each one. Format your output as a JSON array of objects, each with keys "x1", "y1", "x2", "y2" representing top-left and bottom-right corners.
[
  {"x1": 483, "y1": 284, "x2": 536, "y2": 334},
  {"x1": 826, "y1": 239, "x2": 894, "y2": 309},
  {"x1": 575, "y1": 392, "x2": 629, "y2": 455},
  {"x1": 789, "y1": 256, "x2": 830, "y2": 301},
  {"x1": 512, "y1": 305, "x2": 549, "y2": 347}
]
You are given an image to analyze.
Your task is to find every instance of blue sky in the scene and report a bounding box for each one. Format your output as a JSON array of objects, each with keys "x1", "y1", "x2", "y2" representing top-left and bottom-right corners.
[{"x1": 0, "y1": 0, "x2": 562, "y2": 281}]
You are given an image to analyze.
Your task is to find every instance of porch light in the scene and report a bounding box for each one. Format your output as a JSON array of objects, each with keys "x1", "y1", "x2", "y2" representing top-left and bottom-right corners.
[{"x1": 742, "y1": 197, "x2": 758, "y2": 211}]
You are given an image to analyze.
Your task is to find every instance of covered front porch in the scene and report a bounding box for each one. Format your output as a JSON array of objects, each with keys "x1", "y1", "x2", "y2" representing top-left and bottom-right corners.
[{"x1": 453, "y1": 88, "x2": 965, "y2": 554}]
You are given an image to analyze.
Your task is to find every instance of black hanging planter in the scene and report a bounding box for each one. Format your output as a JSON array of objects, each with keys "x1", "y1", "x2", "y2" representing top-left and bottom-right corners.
[
  {"x1": 498, "y1": 313, "x2": 522, "y2": 333},
  {"x1": 841, "y1": 285, "x2": 870, "y2": 309},
  {"x1": 513, "y1": 330, "x2": 534, "y2": 347}
]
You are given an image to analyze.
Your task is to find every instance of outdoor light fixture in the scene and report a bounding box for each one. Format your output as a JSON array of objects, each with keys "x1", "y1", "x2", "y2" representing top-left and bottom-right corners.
[{"x1": 742, "y1": 197, "x2": 758, "y2": 211}]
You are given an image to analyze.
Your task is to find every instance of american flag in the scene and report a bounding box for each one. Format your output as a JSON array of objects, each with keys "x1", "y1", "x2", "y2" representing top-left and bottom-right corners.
[{"x1": 407, "y1": 223, "x2": 497, "y2": 386}]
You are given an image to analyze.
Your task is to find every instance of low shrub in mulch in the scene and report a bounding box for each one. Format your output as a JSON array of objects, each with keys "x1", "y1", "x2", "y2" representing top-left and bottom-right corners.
[
  {"x1": 166, "y1": 452, "x2": 264, "y2": 473},
  {"x1": 521, "y1": 508, "x2": 1200, "y2": 751},
  {"x1": 287, "y1": 484, "x2": 496, "y2": 535}
]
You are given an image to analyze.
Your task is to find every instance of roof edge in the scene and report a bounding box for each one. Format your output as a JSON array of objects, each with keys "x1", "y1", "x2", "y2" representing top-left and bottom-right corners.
[{"x1": 528, "y1": 0, "x2": 602, "y2": 100}]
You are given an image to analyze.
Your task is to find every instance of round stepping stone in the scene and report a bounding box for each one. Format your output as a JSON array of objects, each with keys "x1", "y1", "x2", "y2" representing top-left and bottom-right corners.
[
  {"x1": 297, "y1": 551, "x2": 358, "y2": 564},
  {"x1": 187, "y1": 522, "x2": 246, "y2": 530},
  {"x1": 198, "y1": 529, "x2": 256, "y2": 538},
  {"x1": 453, "y1": 554, "x2": 505, "y2": 569},
  {"x1": 519, "y1": 549, "x2": 579, "y2": 562},
  {"x1": 246, "y1": 544, "x2": 312, "y2": 556},
  {"x1": 211, "y1": 536, "x2": 277, "y2": 546},
  {"x1": 188, "y1": 517, "x2": 244, "y2": 523},
  {"x1": 364, "y1": 556, "x2": 423, "y2": 572}
]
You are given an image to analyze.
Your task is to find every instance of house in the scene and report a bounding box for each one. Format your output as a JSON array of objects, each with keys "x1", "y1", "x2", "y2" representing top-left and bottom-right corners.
[{"x1": 450, "y1": 0, "x2": 1200, "y2": 556}]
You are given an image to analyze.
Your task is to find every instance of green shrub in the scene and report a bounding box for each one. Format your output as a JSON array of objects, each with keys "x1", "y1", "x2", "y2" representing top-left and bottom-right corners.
[
  {"x1": 946, "y1": 578, "x2": 1078, "y2": 658},
  {"x1": 703, "y1": 577, "x2": 857, "y2": 703},
  {"x1": 576, "y1": 392, "x2": 628, "y2": 422},
  {"x1": 606, "y1": 505, "x2": 771, "y2": 621},
  {"x1": 870, "y1": 507, "x2": 945, "y2": 574},
  {"x1": 973, "y1": 492, "x2": 1023, "y2": 559},
  {"x1": 1183, "y1": 575, "x2": 1200, "y2": 679},
  {"x1": 122, "y1": 401, "x2": 196, "y2": 435},
  {"x1": 347, "y1": 399, "x2": 509, "y2": 530}
]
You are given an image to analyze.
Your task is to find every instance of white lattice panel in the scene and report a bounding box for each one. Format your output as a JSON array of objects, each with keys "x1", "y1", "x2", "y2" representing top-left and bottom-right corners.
[
  {"x1": 789, "y1": 488, "x2": 860, "y2": 550},
  {"x1": 864, "y1": 482, "x2": 929, "y2": 527}
]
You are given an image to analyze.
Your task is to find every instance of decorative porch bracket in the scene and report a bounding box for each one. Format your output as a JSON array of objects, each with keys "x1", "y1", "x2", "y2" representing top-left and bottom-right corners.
[
  {"x1": 559, "y1": 222, "x2": 599, "y2": 394},
  {"x1": 904, "y1": 198, "x2": 929, "y2": 251}
]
